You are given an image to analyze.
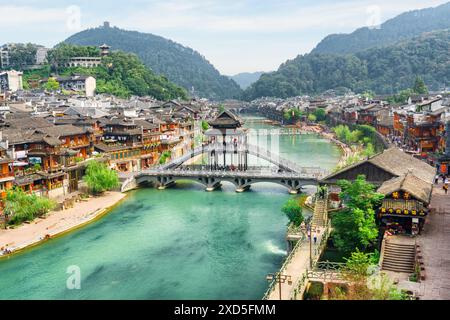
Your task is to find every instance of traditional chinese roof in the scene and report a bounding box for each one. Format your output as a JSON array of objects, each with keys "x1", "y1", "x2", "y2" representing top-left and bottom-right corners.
[
  {"x1": 322, "y1": 147, "x2": 436, "y2": 187},
  {"x1": 377, "y1": 172, "x2": 433, "y2": 205},
  {"x1": 369, "y1": 148, "x2": 435, "y2": 184},
  {"x1": 208, "y1": 110, "x2": 242, "y2": 128}
]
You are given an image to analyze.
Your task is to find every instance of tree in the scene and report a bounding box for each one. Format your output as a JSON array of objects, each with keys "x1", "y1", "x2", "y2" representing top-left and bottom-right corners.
[
  {"x1": 282, "y1": 198, "x2": 304, "y2": 227},
  {"x1": 3, "y1": 188, "x2": 55, "y2": 226},
  {"x1": 329, "y1": 250, "x2": 410, "y2": 300},
  {"x1": 201, "y1": 120, "x2": 210, "y2": 131},
  {"x1": 44, "y1": 78, "x2": 60, "y2": 91},
  {"x1": 159, "y1": 151, "x2": 172, "y2": 164},
  {"x1": 313, "y1": 108, "x2": 327, "y2": 122},
  {"x1": 83, "y1": 161, "x2": 119, "y2": 195},
  {"x1": 331, "y1": 175, "x2": 384, "y2": 255},
  {"x1": 308, "y1": 114, "x2": 317, "y2": 122},
  {"x1": 413, "y1": 76, "x2": 429, "y2": 95}
]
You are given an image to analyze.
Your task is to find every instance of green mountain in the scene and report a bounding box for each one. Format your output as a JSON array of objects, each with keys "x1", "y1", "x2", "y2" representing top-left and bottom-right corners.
[
  {"x1": 312, "y1": 2, "x2": 450, "y2": 54},
  {"x1": 244, "y1": 30, "x2": 450, "y2": 100},
  {"x1": 63, "y1": 25, "x2": 242, "y2": 101},
  {"x1": 229, "y1": 72, "x2": 266, "y2": 89}
]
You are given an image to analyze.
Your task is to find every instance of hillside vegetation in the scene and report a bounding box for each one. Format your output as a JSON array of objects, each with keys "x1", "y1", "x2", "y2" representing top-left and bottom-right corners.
[
  {"x1": 244, "y1": 30, "x2": 450, "y2": 100},
  {"x1": 312, "y1": 2, "x2": 450, "y2": 54},
  {"x1": 24, "y1": 44, "x2": 188, "y2": 100},
  {"x1": 64, "y1": 26, "x2": 242, "y2": 100}
]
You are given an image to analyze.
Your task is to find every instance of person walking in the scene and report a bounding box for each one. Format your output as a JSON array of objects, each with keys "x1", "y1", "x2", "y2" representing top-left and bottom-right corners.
[
  {"x1": 435, "y1": 174, "x2": 440, "y2": 185},
  {"x1": 313, "y1": 233, "x2": 318, "y2": 245},
  {"x1": 444, "y1": 180, "x2": 449, "y2": 195}
]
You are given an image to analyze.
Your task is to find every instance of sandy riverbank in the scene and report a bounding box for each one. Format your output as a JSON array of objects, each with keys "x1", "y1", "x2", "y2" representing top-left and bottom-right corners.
[{"x1": 0, "y1": 191, "x2": 127, "y2": 258}]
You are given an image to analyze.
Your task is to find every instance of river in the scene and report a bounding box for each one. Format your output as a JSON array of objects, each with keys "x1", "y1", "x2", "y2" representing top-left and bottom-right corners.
[{"x1": 0, "y1": 116, "x2": 341, "y2": 299}]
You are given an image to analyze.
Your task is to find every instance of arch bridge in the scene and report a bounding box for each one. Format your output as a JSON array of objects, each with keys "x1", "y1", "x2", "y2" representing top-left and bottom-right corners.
[{"x1": 121, "y1": 145, "x2": 328, "y2": 194}]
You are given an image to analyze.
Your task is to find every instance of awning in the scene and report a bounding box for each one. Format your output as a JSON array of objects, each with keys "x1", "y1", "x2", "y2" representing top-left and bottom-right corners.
[{"x1": 12, "y1": 161, "x2": 29, "y2": 167}]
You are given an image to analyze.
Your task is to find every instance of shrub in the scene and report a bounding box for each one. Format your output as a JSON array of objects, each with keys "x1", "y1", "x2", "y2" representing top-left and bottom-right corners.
[
  {"x1": 282, "y1": 198, "x2": 304, "y2": 227},
  {"x1": 83, "y1": 161, "x2": 120, "y2": 195},
  {"x1": 4, "y1": 188, "x2": 56, "y2": 225}
]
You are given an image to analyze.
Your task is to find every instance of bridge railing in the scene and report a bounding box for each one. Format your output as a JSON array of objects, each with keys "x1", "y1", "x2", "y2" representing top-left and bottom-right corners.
[
  {"x1": 262, "y1": 234, "x2": 307, "y2": 300},
  {"x1": 160, "y1": 144, "x2": 329, "y2": 178}
]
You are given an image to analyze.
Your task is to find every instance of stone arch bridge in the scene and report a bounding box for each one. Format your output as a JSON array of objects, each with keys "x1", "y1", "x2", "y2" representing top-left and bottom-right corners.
[{"x1": 121, "y1": 144, "x2": 328, "y2": 194}]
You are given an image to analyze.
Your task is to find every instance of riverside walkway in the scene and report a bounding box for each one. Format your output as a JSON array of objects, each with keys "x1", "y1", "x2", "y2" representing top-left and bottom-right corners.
[
  {"x1": 263, "y1": 224, "x2": 331, "y2": 300},
  {"x1": 264, "y1": 194, "x2": 332, "y2": 300}
]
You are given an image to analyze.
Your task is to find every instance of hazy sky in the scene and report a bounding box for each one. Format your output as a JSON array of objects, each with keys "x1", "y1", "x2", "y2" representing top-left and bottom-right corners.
[{"x1": 0, "y1": 0, "x2": 448, "y2": 75}]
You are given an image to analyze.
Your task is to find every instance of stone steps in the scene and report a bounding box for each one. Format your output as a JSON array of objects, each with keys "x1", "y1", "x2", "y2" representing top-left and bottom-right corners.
[{"x1": 381, "y1": 241, "x2": 416, "y2": 273}]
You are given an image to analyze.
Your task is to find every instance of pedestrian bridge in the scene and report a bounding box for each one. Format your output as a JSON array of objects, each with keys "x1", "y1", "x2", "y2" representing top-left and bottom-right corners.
[{"x1": 120, "y1": 144, "x2": 328, "y2": 194}]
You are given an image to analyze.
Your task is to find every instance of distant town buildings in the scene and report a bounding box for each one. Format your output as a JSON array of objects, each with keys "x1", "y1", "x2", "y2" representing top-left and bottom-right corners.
[
  {"x1": 0, "y1": 70, "x2": 24, "y2": 93},
  {"x1": 65, "y1": 57, "x2": 102, "y2": 68},
  {"x1": 55, "y1": 75, "x2": 97, "y2": 97},
  {"x1": 0, "y1": 43, "x2": 49, "y2": 69}
]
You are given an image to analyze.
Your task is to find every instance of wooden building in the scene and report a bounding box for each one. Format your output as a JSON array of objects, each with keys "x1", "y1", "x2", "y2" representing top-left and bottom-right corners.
[{"x1": 321, "y1": 147, "x2": 436, "y2": 235}]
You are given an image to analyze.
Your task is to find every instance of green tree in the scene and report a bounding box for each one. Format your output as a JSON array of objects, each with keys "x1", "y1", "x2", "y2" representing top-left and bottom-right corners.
[
  {"x1": 313, "y1": 108, "x2": 327, "y2": 122},
  {"x1": 308, "y1": 114, "x2": 317, "y2": 122},
  {"x1": 331, "y1": 175, "x2": 384, "y2": 255},
  {"x1": 44, "y1": 78, "x2": 60, "y2": 91},
  {"x1": 83, "y1": 161, "x2": 119, "y2": 195},
  {"x1": 282, "y1": 198, "x2": 304, "y2": 227},
  {"x1": 413, "y1": 76, "x2": 429, "y2": 94},
  {"x1": 159, "y1": 151, "x2": 172, "y2": 164},
  {"x1": 3, "y1": 188, "x2": 55, "y2": 226},
  {"x1": 201, "y1": 120, "x2": 210, "y2": 131}
]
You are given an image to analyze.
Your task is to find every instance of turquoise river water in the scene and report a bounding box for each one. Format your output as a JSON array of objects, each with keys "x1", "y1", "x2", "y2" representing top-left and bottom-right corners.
[{"x1": 0, "y1": 117, "x2": 341, "y2": 299}]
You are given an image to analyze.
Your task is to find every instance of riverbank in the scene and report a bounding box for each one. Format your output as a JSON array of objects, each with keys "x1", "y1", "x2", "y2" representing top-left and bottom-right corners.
[
  {"x1": 0, "y1": 191, "x2": 127, "y2": 258},
  {"x1": 296, "y1": 122, "x2": 355, "y2": 169}
]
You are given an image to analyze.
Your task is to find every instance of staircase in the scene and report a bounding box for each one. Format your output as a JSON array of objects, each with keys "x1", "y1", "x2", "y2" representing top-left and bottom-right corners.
[
  {"x1": 381, "y1": 239, "x2": 416, "y2": 273},
  {"x1": 311, "y1": 193, "x2": 328, "y2": 228}
]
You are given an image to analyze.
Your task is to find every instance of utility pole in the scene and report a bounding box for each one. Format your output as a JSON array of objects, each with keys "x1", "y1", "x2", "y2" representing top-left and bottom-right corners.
[{"x1": 266, "y1": 272, "x2": 293, "y2": 300}]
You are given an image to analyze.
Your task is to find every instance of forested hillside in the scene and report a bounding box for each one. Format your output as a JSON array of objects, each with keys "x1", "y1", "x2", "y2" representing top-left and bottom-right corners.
[
  {"x1": 64, "y1": 25, "x2": 242, "y2": 101},
  {"x1": 312, "y1": 1, "x2": 450, "y2": 54},
  {"x1": 244, "y1": 30, "x2": 450, "y2": 100}
]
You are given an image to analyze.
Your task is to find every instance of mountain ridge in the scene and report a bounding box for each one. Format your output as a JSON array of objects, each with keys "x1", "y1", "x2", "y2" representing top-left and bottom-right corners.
[
  {"x1": 244, "y1": 29, "x2": 450, "y2": 100},
  {"x1": 312, "y1": 1, "x2": 450, "y2": 54},
  {"x1": 229, "y1": 72, "x2": 266, "y2": 89},
  {"x1": 64, "y1": 25, "x2": 242, "y2": 101}
]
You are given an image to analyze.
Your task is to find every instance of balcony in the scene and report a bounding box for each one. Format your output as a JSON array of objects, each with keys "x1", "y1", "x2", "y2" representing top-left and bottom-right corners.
[
  {"x1": 0, "y1": 172, "x2": 14, "y2": 183},
  {"x1": 160, "y1": 138, "x2": 181, "y2": 145}
]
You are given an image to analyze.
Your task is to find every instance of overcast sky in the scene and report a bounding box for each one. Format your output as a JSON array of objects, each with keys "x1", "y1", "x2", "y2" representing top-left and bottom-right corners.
[{"x1": 0, "y1": 0, "x2": 448, "y2": 75}]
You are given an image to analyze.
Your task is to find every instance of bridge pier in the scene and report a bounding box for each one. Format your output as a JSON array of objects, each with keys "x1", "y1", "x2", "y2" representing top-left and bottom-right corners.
[
  {"x1": 280, "y1": 179, "x2": 302, "y2": 195},
  {"x1": 234, "y1": 178, "x2": 252, "y2": 193},
  {"x1": 202, "y1": 177, "x2": 222, "y2": 192},
  {"x1": 157, "y1": 176, "x2": 175, "y2": 190}
]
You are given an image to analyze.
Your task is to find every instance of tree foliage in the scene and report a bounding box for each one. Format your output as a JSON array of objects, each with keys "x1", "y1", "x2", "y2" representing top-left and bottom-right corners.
[
  {"x1": 244, "y1": 30, "x2": 450, "y2": 100},
  {"x1": 282, "y1": 198, "x2": 304, "y2": 227},
  {"x1": 329, "y1": 250, "x2": 410, "y2": 300},
  {"x1": 331, "y1": 175, "x2": 384, "y2": 255},
  {"x1": 83, "y1": 161, "x2": 120, "y2": 195},
  {"x1": 3, "y1": 188, "x2": 56, "y2": 225},
  {"x1": 312, "y1": 2, "x2": 450, "y2": 55},
  {"x1": 44, "y1": 77, "x2": 60, "y2": 91},
  {"x1": 0, "y1": 43, "x2": 38, "y2": 70},
  {"x1": 159, "y1": 151, "x2": 172, "y2": 165}
]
